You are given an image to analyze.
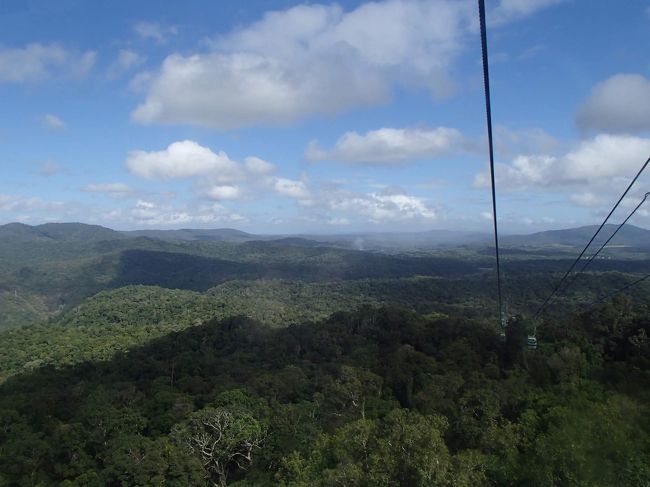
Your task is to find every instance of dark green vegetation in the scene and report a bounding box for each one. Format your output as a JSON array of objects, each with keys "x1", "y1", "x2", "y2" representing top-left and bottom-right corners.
[
  {"x1": 0, "y1": 222, "x2": 493, "y2": 330},
  {"x1": 0, "y1": 303, "x2": 648, "y2": 485},
  {"x1": 2, "y1": 222, "x2": 649, "y2": 331},
  {"x1": 1, "y1": 222, "x2": 649, "y2": 485}
]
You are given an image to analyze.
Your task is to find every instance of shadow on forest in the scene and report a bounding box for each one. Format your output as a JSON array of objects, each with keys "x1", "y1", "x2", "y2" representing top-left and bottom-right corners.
[{"x1": 107, "y1": 247, "x2": 494, "y2": 293}]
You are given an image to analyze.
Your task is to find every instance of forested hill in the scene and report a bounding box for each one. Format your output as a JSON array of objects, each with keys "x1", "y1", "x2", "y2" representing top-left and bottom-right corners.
[
  {"x1": 0, "y1": 303, "x2": 648, "y2": 485},
  {"x1": 1, "y1": 221, "x2": 650, "y2": 331},
  {"x1": 124, "y1": 227, "x2": 263, "y2": 243},
  {"x1": 3, "y1": 221, "x2": 650, "y2": 249},
  {"x1": 1, "y1": 222, "x2": 649, "y2": 484},
  {"x1": 0, "y1": 222, "x2": 124, "y2": 242},
  {"x1": 501, "y1": 223, "x2": 650, "y2": 248}
]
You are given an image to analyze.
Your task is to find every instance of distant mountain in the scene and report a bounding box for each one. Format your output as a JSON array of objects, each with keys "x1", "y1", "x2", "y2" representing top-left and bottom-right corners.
[
  {"x1": 501, "y1": 224, "x2": 650, "y2": 248},
  {"x1": 0, "y1": 222, "x2": 492, "y2": 330},
  {"x1": 0, "y1": 222, "x2": 124, "y2": 243},
  {"x1": 265, "y1": 237, "x2": 328, "y2": 247},
  {"x1": 2, "y1": 221, "x2": 649, "y2": 250},
  {"x1": 296, "y1": 230, "x2": 490, "y2": 250},
  {"x1": 1, "y1": 220, "x2": 649, "y2": 331},
  {"x1": 125, "y1": 227, "x2": 265, "y2": 243}
]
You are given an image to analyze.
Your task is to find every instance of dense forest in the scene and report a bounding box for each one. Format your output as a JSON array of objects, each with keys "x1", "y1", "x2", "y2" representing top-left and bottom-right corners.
[
  {"x1": 0, "y1": 301, "x2": 648, "y2": 485},
  {"x1": 0, "y1": 223, "x2": 649, "y2": 485},
  {"x1": 2, "y1": 222, "x2": 649, "y2": 330}
]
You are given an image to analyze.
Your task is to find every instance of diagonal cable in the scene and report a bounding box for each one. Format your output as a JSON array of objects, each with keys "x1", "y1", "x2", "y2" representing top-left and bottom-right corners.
[
  {"x1": 560, "y1": 191, "x2": 649, "y2": 293},
  {"x1": 534, "y1": 155, "x2": 650, "y2": 318},
  {"x1": 585, "y1": 273, "x2": 650, "y2": 312},
  {"x1": 478, "y1": 0, "x2": 503, "y2": 322}
]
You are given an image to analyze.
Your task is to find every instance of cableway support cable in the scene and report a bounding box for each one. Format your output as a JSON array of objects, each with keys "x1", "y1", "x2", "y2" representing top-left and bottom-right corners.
[
  {"x1": 534, "y1": 155, "x2": 650, "y2": 318},
  {"x1": 478, "y1": 0, "x2": 504, "y2": 325}
]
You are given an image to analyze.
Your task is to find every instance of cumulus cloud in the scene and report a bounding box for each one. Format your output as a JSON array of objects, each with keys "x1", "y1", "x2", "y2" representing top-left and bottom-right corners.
[
  {"x1": 274, "y1": 178, "x2": 311, "y2": 200},
  {"x1": 133, "y1": 21, "x2": 177, "y2": 43},
  {"x1": 131, "y1": 0, "x2": 563, "y2": 130},
  {"x1": 205, "y1": 185, "x2": 242, "y2": 200},
  {"x1": 132, "y1": 1, "x2": 474, "y2": 129},
  {"x1": 0, "y1": 194, "x2": 67, "y2": 215},
  {"x1": 325, "y1": 188, "x2": 437, "y2": 222},
  {"x1": 118, "y1": 199, "x2": 245, "y2": 226},
  {"x1": 125, "y1": 140, "x2": 279, "y2": 202},
  {"x1": 41, "y1": 114, "x2": 66, "y2": 131},
  {"x1": 266, "y1": 176, "x2": 438, "y2": 223},
  {"x1": 306, "y1": 126, "x2": 464, "y2": 164},
  {"x1": 127, "y1": 152, "x2": 363, "y2": 208},
  {"x1": 125, "y1": 140, "x2": 241, "y2": 180},
  {"x1": 82, "y1": 183, "x2": 135, "y2": 198},
  {"x1": 245, "y1": 156, "x2": 275, "y2": 175},
  {"x1": 474, "y1": 134, "x2": 650, "y2": 194},
  {"x1": 577, "y1": 74, "x2": 650, "y2": 134},
  {"x1": 0, "y1": 43, "x2": 95, "y2": 82},
  {"x1": 108, "y1": 49, "x2": 145, "y2": 78}
]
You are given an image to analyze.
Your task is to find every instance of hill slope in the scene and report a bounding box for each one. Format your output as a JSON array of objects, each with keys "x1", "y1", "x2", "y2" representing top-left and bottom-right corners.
[{"x1": 501, "y1": 224, "x2": 650, "y2": 248}]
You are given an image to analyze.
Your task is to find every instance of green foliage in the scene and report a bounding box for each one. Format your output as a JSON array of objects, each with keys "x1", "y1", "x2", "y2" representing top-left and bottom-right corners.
[
  {"x1": 0, "y1": 303, "x2": 647, "y2": 485},
  {"x1": 172, "y1": 404, "x2": 266, "y2": 486},
  {"x1": 1, "y1": 224, "x2": 649, "y2": 484},
  {"x1": 3, "y1": 221, "x2": 649, "y2": 331},
  {"x1": 293, "y1": 409, "x2": 451, "y2": 486}
]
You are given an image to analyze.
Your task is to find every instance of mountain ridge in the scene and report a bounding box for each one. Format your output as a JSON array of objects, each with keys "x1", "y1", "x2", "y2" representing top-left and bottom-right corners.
[{"x1": 2, "y1": 221, "x2": 649, "y2": 248}]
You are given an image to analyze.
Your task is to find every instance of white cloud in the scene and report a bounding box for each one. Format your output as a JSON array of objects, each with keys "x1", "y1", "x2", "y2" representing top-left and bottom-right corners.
[
  {"x1": 41, "y1": 114, "x2": 66, "y2": 131},
  {"x1": 333, "y1": 191, "x2": 437, "y2": 222},
  {"x1": 318, "y1": 186, "x2": 437, "y2": 223},
  {"x1": 205, "y1": 185, "x2": 242, "y2": 200},
  {"x1": 132, "y1": 1, "x2": 474, "y2": 129},
  {"x1": 125, "y1": 140, "x2": 241, "y2": 180},
  {"x1": 127, "y1": 149, "x2": 409, "y2": 208},
  {"x1": 125, "y1": 141, "x2": 279, "y2": 202},
  {"x1": 118, "y1": 200, "x2": 245, "y2": 226},
  {"x1": 521, "y1": 217, "x2": 534, "y2": 226},
  {"x1": 306, "y1": 126, "x2": 464, "y2": 164},
  {"x1": 74, "y1": 51, "x2": 97, "y2": 78},
  {"x1": 577, "y1": 74, "x2": 650, "y2": 134},
  {"x1": 108, "y1": 49, "x2": 145, "y2": 78},
  {"x1": 268, "y1": 176, "x2": 438, "y2": 223},
  {"x1": 489, "y1": 0, "x2": 566, "y2": 25},
  {"x1": 569, "y1": 192, "x2": 607, "y2": 208},
  {"x1": 83, "y1": 183, "x2": 135, "y2": 198},
  {"x1": 0, "y1": 194, "x2": 66, "y2": 213},
  {"x1": 133, "y1": 21, "x2": 177, "y2": 43},
  {"x1": 0, "y1": 43, "x2": 95, "y2": 82},
  {"x1": 244, "y1": 156, "x2": 275, "y2": 175},
  {"x1": 274, "y1": 177, "x2": 311, "y2": 199},
  {"x1": 474, "y1": 134, "x2": 650, "y2": 195},
  {"x1": 131, "y1": 0, "x2": 562, "y2": 130}
]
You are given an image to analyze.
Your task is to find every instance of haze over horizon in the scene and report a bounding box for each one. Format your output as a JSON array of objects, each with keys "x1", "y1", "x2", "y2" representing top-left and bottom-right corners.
[
  {"x1": 3, "y1": 219, "x2": 650, "y2": 241},
  {"x1": 1, "y1": 0, "x2": 650, "y2": 233}
]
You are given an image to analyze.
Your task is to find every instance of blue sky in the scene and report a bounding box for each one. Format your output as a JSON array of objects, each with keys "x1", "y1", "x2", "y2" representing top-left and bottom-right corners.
[{"x1": 1, "y1": 0, "x2": 650, "y2": 233}]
